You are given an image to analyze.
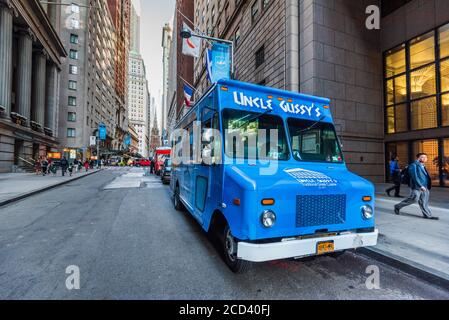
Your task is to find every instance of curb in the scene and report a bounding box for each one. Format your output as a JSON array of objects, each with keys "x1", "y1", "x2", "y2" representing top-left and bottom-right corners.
[
  {"x1": 0, "y1": 169, "x2": 102, "y2": 208},
  {"x1": 359, "y1": 246, "x2": 449, "y2": 291}
]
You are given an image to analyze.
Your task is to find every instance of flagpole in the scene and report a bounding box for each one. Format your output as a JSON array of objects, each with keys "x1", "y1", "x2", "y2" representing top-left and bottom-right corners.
[{"x1": 179, "y1": 75, "x2": 196, "y2": 91}]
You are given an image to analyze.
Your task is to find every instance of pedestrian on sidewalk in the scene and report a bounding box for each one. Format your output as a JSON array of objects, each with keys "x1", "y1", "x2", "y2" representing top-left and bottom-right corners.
[
  {"x1": 35, "y1": 157, "x2": 42, "y2": 175},
  {"x1": 41, "y1": 157, "x2": 48, "y2": 176},
  {"x1": 73, "y1": 158, "x2": 79, "y2": 173},
  {"x1": 68, "y1": 162, "x2": 74, "y2": 176},
  {"x1": 386, "y1": 154, "x2": 402, "y2": 198},
  {"x1": 150, "y1": 157, "x2": 155, "y2": 174},
  {"x1": 84, "y1": 160, "x2": 89, "y2": 172},
  {"x1": 394, "y1": 153, "x2": 439, "y2": 220},
  {"x1": 60, "y1": 156, "x2": 68, "y2": 177}
]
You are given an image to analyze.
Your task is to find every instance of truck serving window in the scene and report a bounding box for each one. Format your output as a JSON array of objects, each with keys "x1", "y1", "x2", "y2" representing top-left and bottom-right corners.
[
  {"x1": 288, "y1": 118, "x2": 343, "y2": 163},
  {"x1": 223, "y1": 109, "x2": 289, "y2": 161}
]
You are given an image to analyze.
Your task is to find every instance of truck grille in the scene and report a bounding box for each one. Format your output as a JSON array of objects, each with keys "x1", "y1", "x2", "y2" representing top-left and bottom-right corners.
[{"x1": 296, "y1": 195, "x2": 346, "y2": 228}]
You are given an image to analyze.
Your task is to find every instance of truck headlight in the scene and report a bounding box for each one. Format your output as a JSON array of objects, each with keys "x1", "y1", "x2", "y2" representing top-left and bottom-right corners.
[
  {"x1": 261, "y1": 210, "x2": 276, "y2": 228},
  {"x1": 361, "y1": 205, "x2": 373, "y2": 220}
]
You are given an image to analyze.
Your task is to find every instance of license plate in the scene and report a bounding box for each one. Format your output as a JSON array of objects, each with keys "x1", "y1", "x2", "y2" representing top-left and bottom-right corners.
[{"x1": 316, "y1": 241, "x2": 334, "y2": 255}]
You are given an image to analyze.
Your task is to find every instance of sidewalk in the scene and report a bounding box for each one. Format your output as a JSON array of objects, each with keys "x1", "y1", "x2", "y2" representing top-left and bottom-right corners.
[
  {"x1": 0, "y1": 169, "x2": 101, "y2": 207},
  {"x1": 369, "y1": 183, "x2": 449, "y2": 287}
]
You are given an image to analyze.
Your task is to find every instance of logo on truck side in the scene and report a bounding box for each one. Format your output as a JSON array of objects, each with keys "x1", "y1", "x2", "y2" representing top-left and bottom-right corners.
[
  {"x1": 233, "y1": 91, "x2": 322, "y2": 118},
  {"x1": 284, "y1": 168, "x2": 338, "y2": 187}
]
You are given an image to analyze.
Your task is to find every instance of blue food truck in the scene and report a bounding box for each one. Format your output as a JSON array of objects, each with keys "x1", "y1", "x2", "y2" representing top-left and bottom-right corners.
[{"x1": 171, "y1": 79, "x2": 378, "y2": 273}]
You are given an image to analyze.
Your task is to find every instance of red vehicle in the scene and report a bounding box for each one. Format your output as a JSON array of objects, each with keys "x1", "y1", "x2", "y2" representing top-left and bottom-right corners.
[
  {"x1": 132, "y1": 158, "x2": 151, "y2": 167},
  {"x1": 154, "y1": 147, "x2": 171, "y2": 175},
  {"x1": 138, "y1": 159, "x2": 151, "y2": 167}
]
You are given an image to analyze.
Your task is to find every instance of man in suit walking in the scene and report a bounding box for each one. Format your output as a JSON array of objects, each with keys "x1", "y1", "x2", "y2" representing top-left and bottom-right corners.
[{"x1": 394, "y1": 153, "x2": 439, "y2": 220}]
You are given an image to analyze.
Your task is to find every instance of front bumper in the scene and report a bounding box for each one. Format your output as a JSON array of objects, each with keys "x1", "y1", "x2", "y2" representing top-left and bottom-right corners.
[{"x1": 237, "y1": 229, "x2": 378, "y2": 262}]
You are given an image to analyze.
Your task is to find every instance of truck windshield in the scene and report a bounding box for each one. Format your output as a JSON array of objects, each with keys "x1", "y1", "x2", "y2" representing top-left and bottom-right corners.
[
  {"x1": 223, "y1": 109, "x2": 290, "y2": 160},
  {"x1": 288, "y1": 118, "x2": 343, "y2": 163}
]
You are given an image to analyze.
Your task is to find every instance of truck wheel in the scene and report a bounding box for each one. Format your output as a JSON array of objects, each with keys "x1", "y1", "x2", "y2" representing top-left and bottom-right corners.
[
  {"x1": 222, "y1": 224, "x2": 250, "y2": 273},
  {"x1": 173, "y1": 185, "x2": 184, "y2": 211}
]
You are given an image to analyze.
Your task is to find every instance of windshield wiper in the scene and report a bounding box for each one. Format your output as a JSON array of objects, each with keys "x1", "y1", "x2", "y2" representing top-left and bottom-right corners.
[
  {"x1": 296, "y1": 115, "x2": 326, "y2": 134},
  {"x1": 236, "y1": 109, "x2": 273, "y2": 130}
]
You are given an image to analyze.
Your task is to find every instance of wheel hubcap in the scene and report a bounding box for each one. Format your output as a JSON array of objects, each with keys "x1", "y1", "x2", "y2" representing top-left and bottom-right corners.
[{"x1": 225, "y1": 229, "x2": 236, "y2": 262}]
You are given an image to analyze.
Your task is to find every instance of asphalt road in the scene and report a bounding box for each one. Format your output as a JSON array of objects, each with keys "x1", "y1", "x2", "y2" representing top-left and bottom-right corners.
[{"x1": 0, "y1": 167, "x2": 448, "y2": 300}]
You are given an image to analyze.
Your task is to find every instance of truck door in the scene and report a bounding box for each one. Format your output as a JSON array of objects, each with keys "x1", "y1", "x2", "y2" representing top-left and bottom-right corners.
[{"x1": 193, "y1": 109, "x2": 222, "y2": 225}]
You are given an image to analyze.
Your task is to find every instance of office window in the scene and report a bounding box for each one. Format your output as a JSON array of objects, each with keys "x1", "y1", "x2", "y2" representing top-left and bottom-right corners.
[
  {"x1": 444, "y1": 139, "x2": 449, "y2": 186},
  {"x1": 440, "y1": 24, "x2": 449, "y2": 59},
  {"x1": 410, "y1": 64, "x2": 436, "y2": 100},
  {"x1": 410, "y1": 97, "x2": 437, "y2": 130},
  {"x1": 263, "y1": 0, "x2": 270, "y2": 9},
  {"x1": 68, "y1": 80, "x2": 77, "y2": 90},
  {"x1": 70, "y1": 34, "x2": 78, "y2": 44},
  {"x1": 441, "y1": 59, "x2": 449, "y2": 93},
  {"x1": 386, "y1": 142, "x2": 409, "y2": 179},
  {"x1": 385, "y1": 45, "x2": 406, "y2": 77},
  {"x1": 234, "y1": 28, "x2": 241, "y2": 47},
  {"x1": 68, "y1": 112, "x2": 76, "y2": 122},
  {"x1": 413, "y1": 140, "x2": 440, "y2": 184},
  {"x1": 69, "y1": 49, "x2": 78, "y2": 60},
  {"x1": 67, "y1": 128, "x2": 76, "y2": 138},
  {"x1": 442, "y1": 93, "x2": 449, "y2": 126},
  {"x1": 71, "y1": 3, "x2": 80, "y2": 13},
  {"x1": 251, "y1": 1, "x2": 259, "y2": 22},
  {"x1": 410, "y1": 31, "x2": 435, "y2": 70},
  {"x1": 255, "y1": 45, "x2": 265, "y2": 68},
  {"x1": 68, "y1": 96, "x2": 77, "y2": 106},
  {"x1": 384, "y1": 26, "x2": 449, "y2": 134},
  {"x1": 69, "y1": 65, "x2": 78, "y2": 75}
]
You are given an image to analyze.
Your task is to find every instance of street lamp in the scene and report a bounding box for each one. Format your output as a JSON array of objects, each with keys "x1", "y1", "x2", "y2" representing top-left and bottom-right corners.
[{"x1": 180, "y1": 28, "x2": 235, "y2": 78}]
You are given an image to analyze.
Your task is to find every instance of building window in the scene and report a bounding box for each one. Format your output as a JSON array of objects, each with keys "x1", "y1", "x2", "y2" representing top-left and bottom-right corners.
[
  {"x1": 444, "y1": 139, "x2": 449, "y2": 186},
  {"x1": 234, "y1": 28, "x2": 241, "y2": 47},
  {"x1": 70, "y1": 34, "x2": 78, "y2": 44},
  {"x1": 67, "y1": 128, "x2": 76, "y2": 138},
  {"x1": 68, "y1": 112, "x2": 76, "y2": 122},
  {"x1": 68, "y1": 96, "x2": 77, "y2": 106},
  {"x1": 251, "y1": 0, "x2": 259, "y2": 23},
  {"x1": 255, "y1": 45, "x2": 265, "y2": 68},
  {"x1": 69, "y1": 65, "x2": 78, "y2": 75},
  {"x1": 413, "y1": 139, "x2": 440, "y2": 185},
  {"x1": 262, "y1": 0, "x2": 270, "y2": 10},
  {"x1": 384, "y1": 23, "x2": 449, "y2": 134},
  {"x1": 68, "y1": 80, "x2": 77, "y2": 90},
  {"x1": 71, "y1": 3, "x2": 80, "y2": 13},
  {"x1": 69, "y1": 49, "x2": 78, "y2": 60}
]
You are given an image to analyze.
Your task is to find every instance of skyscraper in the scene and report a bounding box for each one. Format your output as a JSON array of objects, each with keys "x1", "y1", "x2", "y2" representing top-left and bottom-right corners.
[
  {"x1": 57, "y1": 0, "x2": 128, "y2": 161},
  {"x1": 127, "y1": 0, "x2": 149, "y2": 157},
  {"x1": 161, "y1": 23, "x2": 172, "y2": 139}
]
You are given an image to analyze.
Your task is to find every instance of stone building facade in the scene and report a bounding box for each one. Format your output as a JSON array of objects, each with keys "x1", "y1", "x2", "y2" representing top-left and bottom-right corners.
[{"x1": 0, "y1": 0, "x2": 66, "y2": 173}]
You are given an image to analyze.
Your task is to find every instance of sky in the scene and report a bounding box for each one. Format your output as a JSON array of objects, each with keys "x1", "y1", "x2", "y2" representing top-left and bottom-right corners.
[{"x1": 139, "y1": 0, "x2": 176, "y2": 123}]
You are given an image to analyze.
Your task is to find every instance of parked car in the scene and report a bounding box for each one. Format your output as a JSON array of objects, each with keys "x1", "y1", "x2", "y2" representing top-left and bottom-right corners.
[
  {"x1": 160, "y1": 158, "x2": 172, "y2": 184},
  {"x1": 138, "y1": 158, "x2": 151, "y2": 167}
]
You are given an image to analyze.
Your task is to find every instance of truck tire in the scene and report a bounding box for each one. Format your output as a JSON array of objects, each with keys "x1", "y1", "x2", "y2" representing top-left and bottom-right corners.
[
  {"x1": 222, "y1": 224, "x2": 250, "y2": 273},
  {"x1": 173, "y1": 185, "x2": 184, "y2": 211}
]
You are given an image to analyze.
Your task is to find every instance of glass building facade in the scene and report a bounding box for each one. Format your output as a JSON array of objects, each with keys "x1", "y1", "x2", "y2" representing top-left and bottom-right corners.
[{"x1": 384, "y1": 23, "x2": 449, "y2": 187}]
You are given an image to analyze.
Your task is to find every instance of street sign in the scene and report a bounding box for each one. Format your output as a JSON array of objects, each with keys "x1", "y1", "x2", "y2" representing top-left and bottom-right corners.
[
  {"x1": 90, "y1": 136, "x2": 97, "y2": 146},
  {"x1": 99, "y1": 124, "x2": 107, "y2": 141},
  {"x1": 124, "y1": 134, "x2": 131, "y2": 146}
]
